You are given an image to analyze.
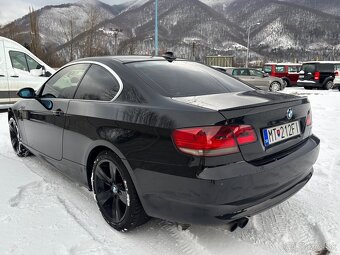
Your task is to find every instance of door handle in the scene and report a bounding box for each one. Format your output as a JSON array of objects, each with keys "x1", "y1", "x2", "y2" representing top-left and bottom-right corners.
[
  {"x1": 0, "y1": 74, "x2": 5, "y2": 77},
  {"x1": 52, "y1": 109, "x2": 64, "y2": 117},
  {"x1": 10, "y1": 75, "x2": 19, "y2": 78}
]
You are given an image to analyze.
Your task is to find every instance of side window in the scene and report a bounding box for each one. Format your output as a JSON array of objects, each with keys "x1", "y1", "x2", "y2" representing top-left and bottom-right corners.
[
  {"x1": 26, "y1": 54, "x2": 41, "y2": 71},
  {"x1": 249, "y1": 69, "x2": 263, "y2": 77},
  {"x1": 41, "y1": 64, "x2": 89, "y2": 99},
  {"x1": 233, "y1": 69, "x2": 248, "y2": 76},
  {"x1": 9, "y1": 51, "x2": 28, "y2": 71},
  {"x1": 74, "y1": 64, "x2": 121, "y2": 101},
  {"x1": 288, "y1": 66, "x2": 298, "y2": 73},
  {"x1": 275, "y1": 66, "x2": 285, "y2": 73}
]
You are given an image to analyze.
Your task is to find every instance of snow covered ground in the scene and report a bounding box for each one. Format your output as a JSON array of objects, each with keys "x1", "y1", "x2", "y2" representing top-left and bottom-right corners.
[{"x1": 0, "y1": 87, "x2": 339, "y2": 255}]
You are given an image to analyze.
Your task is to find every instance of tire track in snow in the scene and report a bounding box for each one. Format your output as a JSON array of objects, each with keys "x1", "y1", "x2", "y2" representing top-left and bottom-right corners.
[{"x1": 160, "y1": 222, "x2": 211, "y2": 255}]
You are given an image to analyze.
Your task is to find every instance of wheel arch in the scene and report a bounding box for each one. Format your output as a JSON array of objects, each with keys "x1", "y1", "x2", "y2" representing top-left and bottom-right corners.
[
  {"x1": 84, "y1": 141, "x2": 140, "y2": 194},
  {"x1": 282, "y1": 77, "x2": 291, "y2": 86}
]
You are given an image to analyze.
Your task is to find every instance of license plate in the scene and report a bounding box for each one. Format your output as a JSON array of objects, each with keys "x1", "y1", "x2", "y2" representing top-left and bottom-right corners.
[
  {"x1": 299, "y1": 75, "x2": 305, "y2": 79},
  {"x1": 263, "y1": 121, "x2": 301, "y2": 147}
]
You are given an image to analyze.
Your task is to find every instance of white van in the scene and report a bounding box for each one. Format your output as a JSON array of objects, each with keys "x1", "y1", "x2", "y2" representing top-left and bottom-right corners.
[{"x1": 0, "y1": 36, "x2": 55, "y2": 104}]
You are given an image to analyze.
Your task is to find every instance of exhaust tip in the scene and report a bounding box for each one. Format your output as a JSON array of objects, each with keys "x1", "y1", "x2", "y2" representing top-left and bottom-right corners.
[
  {"x1": 237, "y1": 218, "x2": 249, "y2": 229},
  {"x1": 229, "y1": 223, "x2": 238, "y2": 232}
]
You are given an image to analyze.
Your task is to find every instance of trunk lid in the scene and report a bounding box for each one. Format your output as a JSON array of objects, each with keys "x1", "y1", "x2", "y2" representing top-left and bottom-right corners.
[{"x1": 173, "y1": 90, "x2": 311, "y2": 162}]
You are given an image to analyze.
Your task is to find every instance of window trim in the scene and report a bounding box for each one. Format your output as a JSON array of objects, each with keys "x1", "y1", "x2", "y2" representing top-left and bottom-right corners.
[
  {"x1": 39, "y1": 61, "x2": 124, "y2": 102},
  {"x1": 63, "y1": 61, "x2": 123, "y2": 102}
]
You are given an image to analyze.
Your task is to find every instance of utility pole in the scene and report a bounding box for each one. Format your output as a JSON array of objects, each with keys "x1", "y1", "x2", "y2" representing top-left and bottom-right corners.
[
  {"x1": 246, "y1": 22, "x2": 260, "y2": 68},
  {"x1": 192, "y1": 42, "x2": 196, "y2": 60},
  {"x1": 154, "y1": 0, "x2": 159, "y2": 56}
]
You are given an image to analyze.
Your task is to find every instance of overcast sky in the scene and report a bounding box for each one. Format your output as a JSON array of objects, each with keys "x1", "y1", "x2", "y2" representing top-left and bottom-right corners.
[{"x1": 0, "y1": 0, "x2": 128, "y2": 25}]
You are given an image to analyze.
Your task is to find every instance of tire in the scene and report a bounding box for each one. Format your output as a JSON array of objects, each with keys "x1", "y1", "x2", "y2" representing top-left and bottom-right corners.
[
  {"x1": 338, "y1": 87, "x2": 340, "y2": 92},
  {"x1": 92, "y1": 151, "x2": 149, "y2": 232},
  {"x1": 323, "y1": 80, "x2": 334, "y2": 90},
  {"x1": 270, "y1": 82, "x2": 281, "y2": 92},
  {"x1": 8, "y1": 117, "x2": 31, "y2": 157},
  {"x1": 282, "y1": 79, "x2": 290, "y2": 88}
]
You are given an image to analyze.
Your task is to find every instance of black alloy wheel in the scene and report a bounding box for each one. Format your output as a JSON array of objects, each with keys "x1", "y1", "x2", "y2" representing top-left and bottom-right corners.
[
  {"x1": 8, "y1": 117, "x2": 30, "y2": 157},
  {"x1": 92, "y1": 151, "x2": 149, "y2": 231}
]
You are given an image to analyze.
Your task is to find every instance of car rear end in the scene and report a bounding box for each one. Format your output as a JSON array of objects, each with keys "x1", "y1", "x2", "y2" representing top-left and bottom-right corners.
[
  {"x1": 126, "y1": 60, "x2": 320, "y2": 225},
  {"x1": 297, "y1": 62, "x2": 335, "y2": 89},
  {"x1": 333, "y1": 63, "x2": 340, "y2": 90}
]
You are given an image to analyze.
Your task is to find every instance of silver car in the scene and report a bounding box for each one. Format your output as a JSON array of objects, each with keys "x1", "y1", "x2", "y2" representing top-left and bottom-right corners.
[{"x1": 215, "y1": 67, "x2": 284, "y2": 92}]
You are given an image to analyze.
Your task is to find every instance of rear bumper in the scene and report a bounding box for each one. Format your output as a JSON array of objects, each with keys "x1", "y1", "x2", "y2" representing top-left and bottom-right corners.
[{"x1": 133, "y1": 135, "x2": 320, "y2": 225}]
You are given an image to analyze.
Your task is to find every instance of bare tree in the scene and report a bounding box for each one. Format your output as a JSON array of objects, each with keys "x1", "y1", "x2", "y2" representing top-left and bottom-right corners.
[
  {"x1": 84, "y1": 6, "x2": 100, "y2": 57},
  {"x1": 29, "y1": 6, "x2": 42, "y2": 58},
  {"x1": 60, "y1": 18, "x2": 75, "y2": 61}
]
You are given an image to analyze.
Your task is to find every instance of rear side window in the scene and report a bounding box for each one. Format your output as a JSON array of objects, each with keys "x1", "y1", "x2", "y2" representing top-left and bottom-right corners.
[
  {"x1": 74, "y1": 64, "x2": 120, "y2": 101},
  {"x1": 263, "y1": 65, "x2": 272, "y2": 73},
  {"x1": 302, "y1": 64, "x2": 316, "y2": 73},
  {"x1": 288, "y1": 66, "x2": 299, "y2": 73},
  {"x1": 127, "y1": 61, "x2": 253, "y2": 97},
  {"x1": 318, "y1": 64, "x2": 334, "y2": 72},
  {"x1": 232, "y1": 69, "x2": 249, "y2": 76},
  {"x1": 275, "y1": 66, "x2": 285, "y2": 73}
]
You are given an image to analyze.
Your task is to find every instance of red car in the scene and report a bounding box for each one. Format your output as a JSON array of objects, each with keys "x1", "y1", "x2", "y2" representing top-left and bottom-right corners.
[{"x1": 263, "y1": 63, "x2": 302, "y2": 87}]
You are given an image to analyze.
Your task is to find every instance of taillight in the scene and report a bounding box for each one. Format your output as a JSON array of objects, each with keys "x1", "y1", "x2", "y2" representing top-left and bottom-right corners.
[
  {"x1": 335, "y1": 71, "x2": 339, "y2": 76},
  {"x1": 306, "y1": 111, "x2": 312, "y2": 126},
  {"x1": 172, "y1": 125, "x2": 257, "y2": 157},
  {"x1": 314, "y1": 71, "x2": 320, "y2": 80}
]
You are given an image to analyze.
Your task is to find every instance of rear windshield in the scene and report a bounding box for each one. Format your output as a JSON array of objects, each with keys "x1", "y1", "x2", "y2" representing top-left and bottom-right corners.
[
  {"x1": 263, "y1": 65, "x2": 272, "y2": 73},
  {"x1": 302, "y1": 64, "x2": 316, "y2": 73},
  {"x1": 127, "y1": 61, "x2": 253, "y2": 97}
]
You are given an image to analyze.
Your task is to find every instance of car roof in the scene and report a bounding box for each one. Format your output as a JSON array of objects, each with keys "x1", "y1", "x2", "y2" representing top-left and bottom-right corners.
[
  {"x1": 302, "y1": 61, "x2": 340, "y2": 64},
  {"x1": 72, "y1": 55, "x2": 184, "y2": 64},
  {"x1": 264, "y1": 63, "x2": 301, "y2": 66}
]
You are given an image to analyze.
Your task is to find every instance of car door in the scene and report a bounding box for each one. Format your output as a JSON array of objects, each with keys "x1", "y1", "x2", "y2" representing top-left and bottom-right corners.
[
  {"x1": 6, "y1": 50, "x2": 48, "y2": 102},
  {"x1": 232, "y1": 68, "x2": 251, "y2": 82},
  {"x1": 249, "y1": 69, "x2": 268, "y2": 89},
  {"x1": 63, "y1": 63, "x2": 121, "y2": 164},
  {"x1": 0, "y1": 40, "x2": 9, "y2": 104},
  {"x1": 22, "y1": 63, "x2": 89, "y2": 160}
]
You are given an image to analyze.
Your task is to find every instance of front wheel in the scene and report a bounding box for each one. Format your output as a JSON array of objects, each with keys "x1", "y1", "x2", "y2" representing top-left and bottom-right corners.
[
  {"x1": 92, "y1": 151, "x2": 149, "y2": 231},
  {"x1": 8, "y1": 117, "x2": 31, "y2": 157},
  {"x1": 270, "y1": 82, "x2": 281, "y2": 92},
  {"x1": 338, "y1": 87, "x2": 340, "y2": 92}
]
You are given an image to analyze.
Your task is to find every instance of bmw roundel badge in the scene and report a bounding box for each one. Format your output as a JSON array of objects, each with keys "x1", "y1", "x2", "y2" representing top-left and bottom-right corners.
[{"x1": 287, "y1": 108, "x2": 293, "y2": 120}]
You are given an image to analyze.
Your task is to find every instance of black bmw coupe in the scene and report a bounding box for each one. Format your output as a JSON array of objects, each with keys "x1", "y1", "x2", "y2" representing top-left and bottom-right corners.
[{"x1": 8, "y1": 55, "x2": 320, "y2": 232}]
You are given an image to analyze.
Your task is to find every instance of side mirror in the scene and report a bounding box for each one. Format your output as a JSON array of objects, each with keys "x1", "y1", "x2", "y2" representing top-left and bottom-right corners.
[
  {"x1": 45, "y1": 71, "x2": 52, "y2": 77},
  {"x1": 30, "y1": 68, "x2": 43, "y2": 77},
  {"x1": 17, "y1": 87, "x2": 36, "y2": 98},
  {"x1": 263, "y1": 73, "x2": 269, "y2": 78}
]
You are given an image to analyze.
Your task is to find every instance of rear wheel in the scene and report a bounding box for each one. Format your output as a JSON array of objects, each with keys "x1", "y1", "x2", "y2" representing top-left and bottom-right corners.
[
  {"x1": 323, "y1": 80, "x2": 334, "y2": 90},
  {"x1": 92, "y1": 151, "x2": 149, "y2": 231},
  {"x1": 270, "y1": 82, "x2": 281, "y2": 92},
  {"x1": 8, "y1": 117, "x2": 31, "y2": 157}
]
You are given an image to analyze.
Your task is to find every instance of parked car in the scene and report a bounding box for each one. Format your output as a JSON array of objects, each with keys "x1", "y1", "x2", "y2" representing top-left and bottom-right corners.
[
  {"x1": 333, "y1": 62, "x2": 340, "y2": 91},
  {"x1": 297, "y1": 61, "x2": 336, "y2": 90},
  {"x1": 263, "y1": 63, "x2": 301, "y2": 87},
  {"x1": 222, "y1": 67, "x2": 284, "y2": 92},
  {"x1": 0, "y1": 36, "x2": 55, "y2": 105},
  {"x1": 9, "y1": 55, "x2": 320, "y2": 232}
]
